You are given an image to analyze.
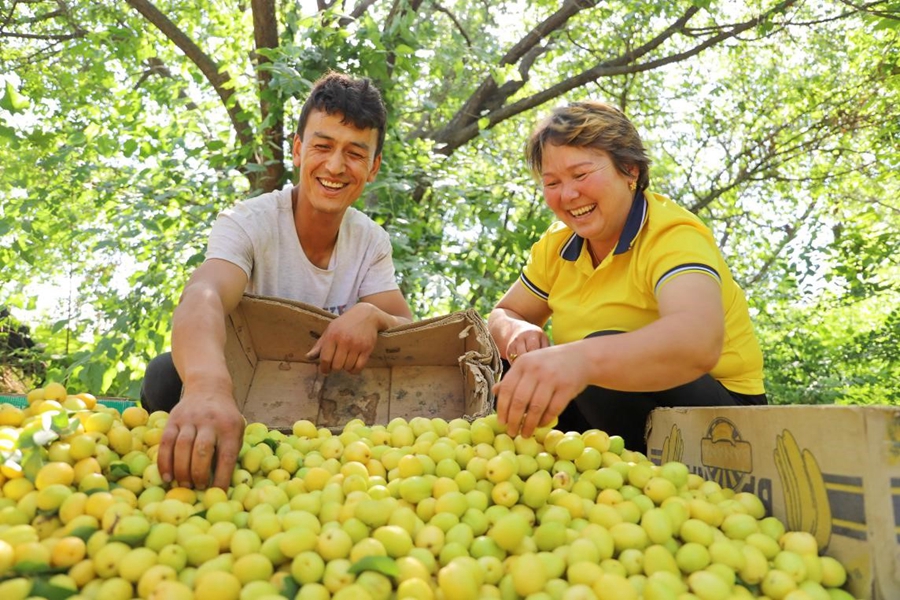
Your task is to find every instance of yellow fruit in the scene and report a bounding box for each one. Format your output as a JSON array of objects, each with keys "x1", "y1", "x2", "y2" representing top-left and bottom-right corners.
[
  {"x1": 84, "y1": 411, "x2": 115, "y2": 434},
  {"x1": 122, "y1": 406, "x2": 149, "y2": 429},
  {"x1": 68, "y1": 435, "x2": 97, "y2": 462},
  {"x1": 34, "y1": 399, "x2": 65, "y2": 414},
  {"x1": 50, "y1": 536, "x2": 86, "y2": 568},
  {"x1": 76, "y1": 392, "x2": 98, "y2": 409},
  {"x1": 43, "y1": 382, "x2": 68, "y2": 402},
  {"x1": 0, "y1": 405, "x2": 24, "y2": 427},
  {"x1": 26, "y1": 388, "x2": 46, "y2": 405},
  {"x1": 194, "y1": 570, "x2": 241, "y2": 600},
  {"x1": 35, "y1": 461, "x2": 76, "y2": 490},
  {"x1": 2, "y1": 477, "x2": 35, "y2": 501}
]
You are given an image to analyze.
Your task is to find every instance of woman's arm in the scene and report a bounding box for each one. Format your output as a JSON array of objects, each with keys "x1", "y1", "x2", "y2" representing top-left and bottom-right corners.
[
  {"x1": 494, "y1": 273, "x2": 724, "y2": 437},
  {"x1": 488, "y1": 281, "x2": 553, "y2": 361}
]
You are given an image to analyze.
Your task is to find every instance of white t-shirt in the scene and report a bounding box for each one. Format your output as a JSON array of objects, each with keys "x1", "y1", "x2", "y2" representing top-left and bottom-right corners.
[{"x1": 205, "y1": 184, "x2": 400, "y2": 315}]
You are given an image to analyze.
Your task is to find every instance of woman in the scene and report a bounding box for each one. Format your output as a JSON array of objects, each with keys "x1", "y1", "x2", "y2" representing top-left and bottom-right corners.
[{"x1": 489, "y1": 101, "x2": 766, "y2": 451}]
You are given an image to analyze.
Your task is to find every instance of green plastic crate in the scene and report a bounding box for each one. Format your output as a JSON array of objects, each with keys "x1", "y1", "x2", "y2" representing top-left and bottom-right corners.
[{"x1": 0, "y1": 394, "x2": 137, "y2": 414}]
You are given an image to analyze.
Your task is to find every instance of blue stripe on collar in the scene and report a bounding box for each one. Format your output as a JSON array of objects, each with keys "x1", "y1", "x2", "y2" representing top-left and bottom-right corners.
[
  {"x1": 614, "y1": 190, "x2": 648, "y2": 255},
  {"x1": 558, "y1": 191, "x2": 648, "y2": 262},
  {"x1": 560, "y1": 232, "x2": 584, "y2": 261}
]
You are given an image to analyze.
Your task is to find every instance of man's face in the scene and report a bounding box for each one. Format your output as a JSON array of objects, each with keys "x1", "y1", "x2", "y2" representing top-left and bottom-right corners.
[{"x1": 293, "y1": 109, "x2": 382, "y2": 215}]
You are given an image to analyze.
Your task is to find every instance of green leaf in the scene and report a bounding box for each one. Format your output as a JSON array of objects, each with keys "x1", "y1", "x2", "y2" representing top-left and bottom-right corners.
[
  {"x1": 29, "y1": 578, "x2": 78, "y2": 600},
  {"x1": 68, "y1": 526, "x2": 99, "y2": 541},
  {"x1": 67, "y1": 131, "x2": 86, "y2": 146},
  {"x1": 22, "y1": 449, "x2": 44, "y2": 481},
  {"x1": 107, "y1": 461, "x2": 132, "y2": 481},
  {"x1": 279, "y1": 576, "x2": 300, "y2": 598},
  {"x1": 109, "y1": 532, "x2": 148, "y2": 547},
  {"x1": 0, "y1": 81, "x2": 30, "y2": 113},
  {"x1": 12, "y1": 561, "x2": 57, "y2": 575},
  {"x1": 348, "y1": 555, "x2": 399, "y2": 577}
]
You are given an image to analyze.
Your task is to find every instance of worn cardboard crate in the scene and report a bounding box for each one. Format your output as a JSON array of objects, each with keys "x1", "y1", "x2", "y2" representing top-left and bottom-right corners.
[
  {"x1": 646, "y1": 405, "x2": 900, "y2": 600},
  {"x1": 224, "y1": 295, "x2": 500, "y2": 431}
]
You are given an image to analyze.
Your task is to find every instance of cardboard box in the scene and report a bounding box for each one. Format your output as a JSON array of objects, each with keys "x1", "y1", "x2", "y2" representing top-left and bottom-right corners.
[
  {"x1": 646, "y1": 405, "x2": 900, "y2": 600},
  {"x1": 224, "y1": 295, "x2": 500, "y2": 431}
]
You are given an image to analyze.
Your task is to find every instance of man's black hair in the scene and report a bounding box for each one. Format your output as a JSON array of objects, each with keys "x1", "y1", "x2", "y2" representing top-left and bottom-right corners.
[{"x1": 296, "y1": 72, "x2": 388, "y2": 157}]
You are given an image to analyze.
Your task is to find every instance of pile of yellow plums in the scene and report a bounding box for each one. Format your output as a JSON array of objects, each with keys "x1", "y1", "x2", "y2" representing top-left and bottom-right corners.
[{"x1": 0, "y1": 383, "x2": 857, "y2": 599}]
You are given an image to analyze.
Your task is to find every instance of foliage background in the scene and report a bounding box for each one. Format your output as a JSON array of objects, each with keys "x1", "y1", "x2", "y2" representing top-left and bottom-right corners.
[{"x1": 1, "y1": 0, "x2": 898, "y2": 405}]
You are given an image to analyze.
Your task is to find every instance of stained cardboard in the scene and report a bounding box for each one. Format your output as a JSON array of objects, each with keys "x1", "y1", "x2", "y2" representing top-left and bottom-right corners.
[
  {"x1": 646, "y1": 405, "x2": 900, "y2": 600},
  {"x1": 224, "y1": 294, "x2": 500, "y2": 431}
]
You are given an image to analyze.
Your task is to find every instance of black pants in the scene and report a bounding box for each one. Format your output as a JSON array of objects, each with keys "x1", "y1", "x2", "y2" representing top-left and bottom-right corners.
[
  {"x1": 556, "y1": 375, "x2": 765, "y2": 454},
  {"x1": 498, "y1": 351, "x2": 765, "y2": 454},
  {"x1": 141, "y1": 352, "x2": 182, "y2": 413}
]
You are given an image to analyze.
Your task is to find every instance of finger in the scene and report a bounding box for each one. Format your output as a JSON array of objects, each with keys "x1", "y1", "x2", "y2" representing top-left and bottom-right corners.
[
  {"x1": 533, "y1": 393, "x2": 571, "y2": 432},
  {"x1": 306, "y1": 339, "x2": 321, "y2": 361},
  {"x1": 539, "y1": 395, "x2": 570, "y2": 427},
  {"x1": 494, "y1": 373, "x2": 517, "y2": 427},
  {"x1": 157, "y1": 423, "x2": 179, "y2": 484},
  {"x1": 172, "y1": 425, "x2": 197, "y2": 487},
  {"x1": 190, "y1": 426, "x2": 217, "y2": 490},
  {"x1": 317, "y1": 341, "x2": 335, "y2": 375},
  {"x1": 504, "y1": 377, "x2": 537, "y2": 438},
  {"x1": 349, "y1": 351, "x2": 370, "y2": 375},
  {"x1": 539, "y1": 334, "x2": 551, "y2": 349},
  {"x1": 212, "y1": 431, "x2": 242, "y2": 490},
  {"x1": 517, "y1": 381, "x2": 556, "y2": 438},
  {"x1": 329, "y1": 346, "x2": 350, "y2": 373}
]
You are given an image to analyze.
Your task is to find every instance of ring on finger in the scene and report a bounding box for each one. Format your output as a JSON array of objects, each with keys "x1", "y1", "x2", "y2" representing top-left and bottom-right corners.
[{"x1": 509, "y1": 352, "x2": 518, "y2": 362}]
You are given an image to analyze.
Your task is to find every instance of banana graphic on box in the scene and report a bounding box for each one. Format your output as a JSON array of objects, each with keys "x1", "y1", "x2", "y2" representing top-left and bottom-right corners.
[
  {"x1": 774, "y1": 429, "x2": 832, "y2": 551},
  {"x1": 661, "y1": 423, "x2": 684, "y2": 464}
]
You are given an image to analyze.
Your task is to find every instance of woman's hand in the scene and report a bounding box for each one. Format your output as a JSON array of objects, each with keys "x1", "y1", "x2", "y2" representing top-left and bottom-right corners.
[
  {"x1": 505, "y1": 326, "x2": 551, "y2": 363},
  {"x1": 493, "y1": 343, "x2": 592, "y2": 438}
]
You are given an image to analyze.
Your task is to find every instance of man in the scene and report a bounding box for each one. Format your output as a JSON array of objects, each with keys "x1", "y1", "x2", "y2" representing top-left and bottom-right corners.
[{"x1": 142, "y1": 72, "x2": 413, "y2": 489}]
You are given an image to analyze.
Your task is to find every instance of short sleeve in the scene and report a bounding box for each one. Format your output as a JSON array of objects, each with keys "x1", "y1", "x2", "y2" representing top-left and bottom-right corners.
[
  {"x1": 205, "y1": 212, "x2": 255, "y2": 279},
  {"x1": 647, "y1": 220, "x2": 723, "y2": 296},
  {"x1": 520, "y1": 226, "x2": 562, "y2": 302},
  {"x1": 358, "y1": 231, "x2": 400, "y2": 298}
]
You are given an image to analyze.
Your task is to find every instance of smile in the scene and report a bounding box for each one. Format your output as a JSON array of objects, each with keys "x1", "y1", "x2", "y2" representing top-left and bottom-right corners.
[
  {"x1": 569, "y1": 204, "x2": 596, "y2": 217},
  {"x1": 319, "y1": 178, "x2": 346, "y2": 190}
]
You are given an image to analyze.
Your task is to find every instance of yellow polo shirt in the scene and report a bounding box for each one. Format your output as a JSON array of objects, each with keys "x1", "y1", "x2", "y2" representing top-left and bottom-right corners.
[{"x1": 520, "y1": 191, "x2": 765, "y2": 395}]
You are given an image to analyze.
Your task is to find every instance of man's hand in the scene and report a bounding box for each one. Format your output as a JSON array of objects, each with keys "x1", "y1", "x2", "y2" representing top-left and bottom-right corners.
[
  {"x1": 157, "y1": 389, "x2": 244, "y2": 490},
  {"x1": 493, "y1": 343, "x2": 591, "y2": 439},
  {"x1": 306, "y1": 303, "x2": 383, "y2": 375}
]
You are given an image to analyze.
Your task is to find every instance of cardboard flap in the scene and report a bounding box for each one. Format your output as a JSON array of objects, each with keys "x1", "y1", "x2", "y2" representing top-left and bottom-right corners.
[{"x1": 225, "y1": 294, "x2": 500, "y2": 431}]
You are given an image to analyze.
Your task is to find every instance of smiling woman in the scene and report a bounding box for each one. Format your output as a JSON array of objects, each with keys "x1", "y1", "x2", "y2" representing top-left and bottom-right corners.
[{"x1": 488, "y1": 101, "x2": 767, "y2": 451}]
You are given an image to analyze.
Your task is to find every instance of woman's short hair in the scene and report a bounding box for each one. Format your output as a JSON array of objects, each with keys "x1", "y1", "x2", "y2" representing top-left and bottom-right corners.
[
  {"x1": 296, "y1": 71, "x2": 388, "y2": 157},
  {"x1": 527, "y1": 101, "x2": 651, "y2": 191}
]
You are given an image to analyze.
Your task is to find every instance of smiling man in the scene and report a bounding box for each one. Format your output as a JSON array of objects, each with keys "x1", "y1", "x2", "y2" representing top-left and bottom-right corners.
[{"x1": 142, "y1": 72, "x2": 413, "y2": 489}]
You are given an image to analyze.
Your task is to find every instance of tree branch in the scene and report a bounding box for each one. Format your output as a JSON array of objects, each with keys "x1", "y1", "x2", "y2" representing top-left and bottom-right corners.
[
  {"x1": 123, "y1": 0, "x2": 254, "y2": 153},
  {"x1": 251, "y1": 0, "x2": 285, "y2": 193},
  {"x1": 431, "y1": 0, "x2": 800, "y2": 155},
  {"x1": 432, "y1": 1, "x2": 471, "y2": 47},
  {"x1": 0, "y1": 31, "x2": 82, "y2": 40},
  {"x1": 350, "y1": 0, "x2": 378, "y2": 20},
  {"x1": 744, "y1": 199, "x2": 818, "y2": 288},
  {"x1": 431, "y1": 0, "x2": 598, "y2": 142}
]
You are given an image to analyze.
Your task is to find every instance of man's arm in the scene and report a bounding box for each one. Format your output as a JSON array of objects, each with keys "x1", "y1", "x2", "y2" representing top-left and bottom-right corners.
[
  {"x1": 157, "y1": 259, "x2": 248, "y2": 489},
  {"x1": 306, "y1": 289, "x2": 413, "y2": 374}
]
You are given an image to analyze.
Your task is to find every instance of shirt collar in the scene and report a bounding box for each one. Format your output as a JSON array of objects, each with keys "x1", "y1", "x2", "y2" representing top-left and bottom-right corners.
[{"x1": 559, "y1": 190, "x2": 649, "y2": 262}]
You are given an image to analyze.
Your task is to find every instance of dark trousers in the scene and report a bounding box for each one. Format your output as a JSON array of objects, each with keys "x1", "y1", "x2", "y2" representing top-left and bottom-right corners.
[
  {"x1": 141, "y1": 352, "x2": 183, "y2": 413},
  {"x1": 556, "y1": 374, "x2": 766, "y2": 454}
]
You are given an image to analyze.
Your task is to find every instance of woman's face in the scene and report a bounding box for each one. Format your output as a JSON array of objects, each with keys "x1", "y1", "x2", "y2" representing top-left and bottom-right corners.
[{"x1": 540, "y1": 144, "x2": 636, "y2": 253}]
